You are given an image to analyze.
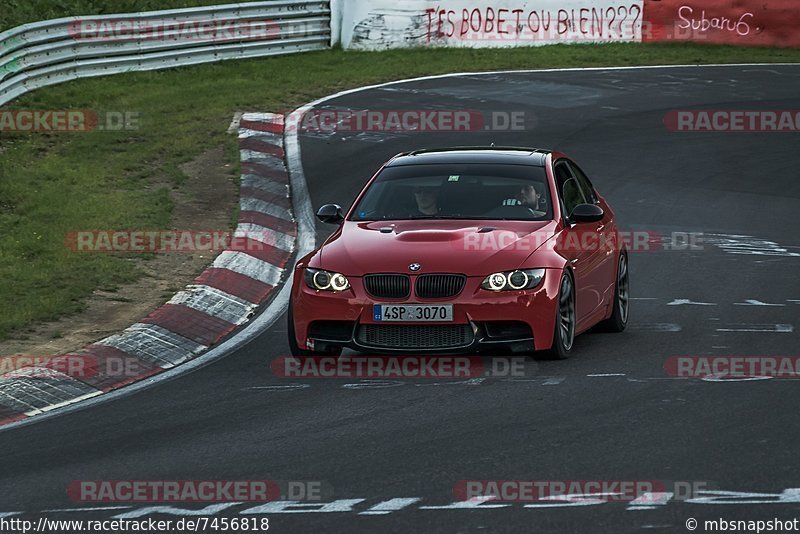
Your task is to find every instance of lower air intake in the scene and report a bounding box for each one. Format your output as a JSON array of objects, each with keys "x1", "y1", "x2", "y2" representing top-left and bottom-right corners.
[{"x1": 357, "y1": 324, "x2": 474, "y2": 349}]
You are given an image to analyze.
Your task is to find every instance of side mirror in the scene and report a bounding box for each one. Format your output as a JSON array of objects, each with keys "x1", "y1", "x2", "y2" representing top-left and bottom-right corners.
[
  {"x1": 570, "y1": 203, "x2": 604, "y2": 223},
  {"x1": 316, "y1": 204, "x2": 344, "y2": 224}
]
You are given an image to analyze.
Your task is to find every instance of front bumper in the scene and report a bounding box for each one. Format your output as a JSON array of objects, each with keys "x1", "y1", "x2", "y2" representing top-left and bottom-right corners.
[{"x1": 291, "y1": 269, "x2": 561, "y2": 354}]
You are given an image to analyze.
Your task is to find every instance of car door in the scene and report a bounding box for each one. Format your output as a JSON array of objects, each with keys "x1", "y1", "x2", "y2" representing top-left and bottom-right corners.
[
  {"x1": 553, "y1": 160, "x2": 607, "y2": 329},
  {"x1": 567, "y1": 160, "x2": 617, "y2": 312}
]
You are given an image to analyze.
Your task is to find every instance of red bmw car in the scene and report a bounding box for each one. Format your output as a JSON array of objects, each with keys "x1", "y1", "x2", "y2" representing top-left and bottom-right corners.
[{"x1": 288, "y1": 147, "x2": 628, "y2": 359}]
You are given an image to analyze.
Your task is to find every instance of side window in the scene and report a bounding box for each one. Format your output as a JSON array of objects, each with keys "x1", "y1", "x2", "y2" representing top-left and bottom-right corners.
[
  {"x1": 568, "y1": 161, "x2": 597, "y2": 204},
  {"x1": 554, "y1": 161, "x2": 586, "y2": 216}
]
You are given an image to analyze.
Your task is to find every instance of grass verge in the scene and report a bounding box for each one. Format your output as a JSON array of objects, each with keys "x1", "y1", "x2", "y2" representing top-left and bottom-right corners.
[{"x1": 1, "y1": 42, "x2": 799, "y2": 340}]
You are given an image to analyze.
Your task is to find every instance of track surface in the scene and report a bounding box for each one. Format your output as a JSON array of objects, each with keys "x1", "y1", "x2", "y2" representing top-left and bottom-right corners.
[{"x1": 2, "y1": 65, "x2": 800, "y2": 533}]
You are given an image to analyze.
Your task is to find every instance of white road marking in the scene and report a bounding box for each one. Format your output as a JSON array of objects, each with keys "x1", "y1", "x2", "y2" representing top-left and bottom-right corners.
[
  {"x1": 359, "y1": 498, "x2": 421, "y2": 515},
  {"x1": 241, "y1": 112, "x2": 284, "y2": 122},
  {"x1": 702, "y1": 375, "x2": 774, "y2": 382},
  {"x1": 734, "y1": 299, "x2": 785, "y2": 307},
  {"x1": 8, "y1": 486, "x2": 800, "y2": 518},
  {"x1": 238, "y1": 129, "x2": 283, "y2": 145},
  {"x1": 501, "y1": 378, "x2": 543, "y2": 383},
  {"x1": 415, "y1": 378, "x2": 485, "y2": 387},
  {"x1": 239, "y1": 198, "x2": 293, "y2": 221},
  {"x1": 742, "y1": 69, "x2": 786, "y2": 75},
  {"x1": 716, "y1": 324, "x2": 793, "y2": 333},
  {"x1": 27, "y1": 390, "x2": 104, "y2": 415},
  {"x1": 627, "y1": 492, "x2": 673, "y2": 510},
  {"x1": 667, "y1": 299, "x2": 716, "y2": 306},
  {"x1": 419, "y1": 496, "x2": 510, "y2": 509},
  {"x1": 523, "y1": 494, "x2": 616, "y2": 508},
  {"x1": 628, "y1": 323, "x2": 681, "y2": 332},
  {"x1": 686, "y1": 489, "x2": 800, "y2": 504},
  {"x1": 212, "y1": 251, "x2": 284, "y2": 286},
  {"x1": 704, "y1": 234, "x2": 800, "y2": 258},
  {"x1": 248, "y1": 384, "x2": 311, "y2": 390},
  {"x1": 240, "y1": 500, "x2": 366, "y2": 513},
  {"x1": 342, "y1": 380, "x2": 405, "y2": 390},
  {"x1": 0, "y1": 368, "x2": 99, "y2": 413},
  {"x1": 239, "y1": 150, "x2": 284, "y2": 169},
  {"x1": 627, "y1": 378, "x2": 692, "y2": 382},
  {"x1": 169, "y1": 285, "x2": 258, "y2": 324},
  {"x1": 587, "y1": 373, "x2": 626, "y2": 377},
  {"x1": 114, "y1": 503, "x2": 240, "y2": 518},
  {"x1": 98, "y1": 323, "x2": 206, "y2": 367},
  {"x1": 240, "y1": 174, "x2": 289, "y2": 196},
  {"x1": 235, "y1": 223, "x2": 296, "y2": 253},
  {"x1": 42, "y1": 507, "x2": 131, "y2": 513},
  {"x1": 543, "y1": 376, "x2": 566, "y2": 385}
]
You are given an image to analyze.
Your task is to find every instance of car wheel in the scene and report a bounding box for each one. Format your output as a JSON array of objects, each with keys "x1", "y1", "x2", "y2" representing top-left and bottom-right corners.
[
  {"x1": 538, "y1": 271, "x2": 575, "y2": 360},
  {"x1": 598, "y1": 252, "x2": 629, "y2": 333},
  {"x1": 287, "y1": 301, "x2": 343, "y2": 357}
]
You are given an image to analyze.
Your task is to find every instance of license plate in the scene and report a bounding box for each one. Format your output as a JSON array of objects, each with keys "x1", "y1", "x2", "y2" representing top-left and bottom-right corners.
[{"x1": 373, "y1": 304, "x2": 453, "y2": 322}]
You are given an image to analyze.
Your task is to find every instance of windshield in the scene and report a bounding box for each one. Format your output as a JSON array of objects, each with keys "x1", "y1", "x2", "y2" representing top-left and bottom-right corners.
[{"x1": 349, "y1": 163, "x2": 552, "y2": 221}]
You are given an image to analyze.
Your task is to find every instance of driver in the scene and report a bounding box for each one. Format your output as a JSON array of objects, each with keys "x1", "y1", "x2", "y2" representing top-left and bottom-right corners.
[
  {"x1": 411, "y1": 185, "x2": 440, "y2": 216},
  {"x1": 502, "y1": 183, "x2": 546, "y2": 216}
]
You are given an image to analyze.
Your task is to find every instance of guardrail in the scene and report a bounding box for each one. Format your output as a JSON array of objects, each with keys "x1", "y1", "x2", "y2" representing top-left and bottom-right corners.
[{"x1": 0, "y1": 1, "x2": 331, "y2": 106}]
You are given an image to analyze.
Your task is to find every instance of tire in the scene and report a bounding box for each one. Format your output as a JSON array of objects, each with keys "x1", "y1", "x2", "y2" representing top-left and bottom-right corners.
[
  {"x1": 538, "y1": 271, "x2": 576, "y2": 360},
  {"x1": 598, "y1": 252, "x2": 629, "y2": 333},
  {"x1": 287, "y1": 301, "x2": 342, "y2": 357}
]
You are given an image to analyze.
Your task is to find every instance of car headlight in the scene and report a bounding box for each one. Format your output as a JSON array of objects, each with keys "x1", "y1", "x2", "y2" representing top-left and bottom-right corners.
[
  {"x1": 304, "y1": 268, "x2": 351, "y2": 291},
  {"x1": 481, "y1": 269, "x2": 545, "y2": 291}
]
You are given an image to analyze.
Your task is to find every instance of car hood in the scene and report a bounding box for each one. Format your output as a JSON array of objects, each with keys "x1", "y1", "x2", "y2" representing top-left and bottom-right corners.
[{"x1": 313, "y1": 219, "x2": 557, "y2": 276}]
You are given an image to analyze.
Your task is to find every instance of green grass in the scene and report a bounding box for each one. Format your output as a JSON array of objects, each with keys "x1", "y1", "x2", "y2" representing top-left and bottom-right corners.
[{"x1": 1, "y1": 42, "x2": 800, "y2": 340}]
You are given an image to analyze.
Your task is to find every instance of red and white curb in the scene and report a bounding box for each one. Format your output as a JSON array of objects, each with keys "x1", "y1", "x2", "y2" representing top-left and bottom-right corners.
[{"x1": 0, "y1": 112, "x2": 296, "y2": 426}]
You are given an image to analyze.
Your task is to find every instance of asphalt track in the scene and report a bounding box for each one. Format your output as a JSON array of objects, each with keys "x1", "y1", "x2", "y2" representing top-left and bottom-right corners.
[{"x1": 2, "y1": 65, "x2": 800, "y2": 533}]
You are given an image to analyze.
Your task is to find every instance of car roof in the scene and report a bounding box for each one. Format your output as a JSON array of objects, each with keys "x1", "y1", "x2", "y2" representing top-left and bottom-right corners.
[{"x1": 386, "y1": 146, "x2": 550, "y2": 167}]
